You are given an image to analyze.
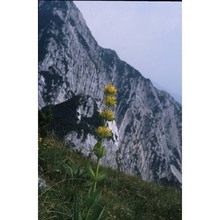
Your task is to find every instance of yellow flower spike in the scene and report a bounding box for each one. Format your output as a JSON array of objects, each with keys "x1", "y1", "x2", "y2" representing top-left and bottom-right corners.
[
  {"x1": 104, "y1": 96, "x2": 117, "y2": 107},
  {"x1": 104, "y1": 84, "x2": 117, "y2": 96},
  {"x1": 96, "y1": 126, "x2": 112, "y2": 138},
  {"x1": 100, "y1": 110, "x2": 115, "y2": 121}
]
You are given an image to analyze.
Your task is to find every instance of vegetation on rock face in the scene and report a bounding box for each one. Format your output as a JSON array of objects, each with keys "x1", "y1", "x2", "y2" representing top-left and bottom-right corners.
[{"x1": 38, "y1": 105, "x2": 53, "y2": 138}]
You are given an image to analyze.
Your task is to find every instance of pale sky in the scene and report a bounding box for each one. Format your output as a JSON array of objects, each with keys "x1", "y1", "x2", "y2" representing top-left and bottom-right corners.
[{"x1": 74, "y1": 1, "x2": 182, "y2": 102}]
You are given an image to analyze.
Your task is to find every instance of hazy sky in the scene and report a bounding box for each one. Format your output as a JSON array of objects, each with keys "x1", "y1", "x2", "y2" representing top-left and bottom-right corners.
[{"x1": 74, "y1": 1, "x2": 182, "y2": 101}]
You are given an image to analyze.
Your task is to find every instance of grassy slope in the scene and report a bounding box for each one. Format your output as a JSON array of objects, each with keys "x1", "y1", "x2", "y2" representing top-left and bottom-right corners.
[{"x1": 39, "y1": 136, "x2": 181, "y2": 220}]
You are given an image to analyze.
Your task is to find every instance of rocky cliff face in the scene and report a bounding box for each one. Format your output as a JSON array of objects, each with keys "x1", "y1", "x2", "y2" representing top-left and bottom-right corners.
[{"x1": 39, "y1": 1, "x2": 182, "y2": 187}]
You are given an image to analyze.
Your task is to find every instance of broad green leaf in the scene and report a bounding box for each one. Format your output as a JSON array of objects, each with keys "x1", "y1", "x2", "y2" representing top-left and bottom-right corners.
[
  {"x1": 87, "y1": 206, "x2": 105, "y2": 220},
  {"x1": 96, "y1": 170, "x2": 108, "y2": 181},
  {"x1": 73, "y1": 193, "x2": 81, "y2": 220},
  {"x1": 87, "y1": 165, "x2": 95, "y2": 179},
  {"x1": 86, "y1": 190, "x2": 102, "y2": 208}
]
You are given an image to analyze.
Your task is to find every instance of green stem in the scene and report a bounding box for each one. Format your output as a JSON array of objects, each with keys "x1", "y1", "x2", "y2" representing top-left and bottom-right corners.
[
  {"x1": 93, "y1": 157, "x2": 101, "y2": 193},
  {"x1": 93, "y1": 136, "x2": 104, "y2": 193},
  {"x1": 92, "y1": 110, "x2": 108, "y2": 193}
]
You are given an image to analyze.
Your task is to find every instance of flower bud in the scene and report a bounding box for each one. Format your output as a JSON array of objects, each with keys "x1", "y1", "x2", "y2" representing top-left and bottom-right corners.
[{"x1": 93, "y1": 141, "x2": 106, "y2": 158}]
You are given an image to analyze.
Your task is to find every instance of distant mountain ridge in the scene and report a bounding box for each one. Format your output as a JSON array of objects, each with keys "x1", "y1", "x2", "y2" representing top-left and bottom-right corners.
[
  {"x1": 38, "y1": 1, "x2": 182, "y2": 187},
  {"x1": 152, "y1": 81, "x2": 182, "y2": 104}
]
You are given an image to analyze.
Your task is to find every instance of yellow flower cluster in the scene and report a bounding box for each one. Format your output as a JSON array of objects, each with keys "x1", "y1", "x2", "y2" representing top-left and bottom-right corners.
[
  {"x1": 91, "y1": 84, "x2": 117, "y2": 192},
  {"x1": 38, "y1": 137, "x2": 43, "y2": 143},
  {"x1": 104, "y1": 84, "x2": 117, "y2": 96},
  {"x1": 100, "y1": 109, "x2": 115, "y2": 121},
  {"x1": 96, "y1": 126, "x2": 112, "y2": 138},
  {"x1": 104, "y1": 96, "x2": 116, "y2": 107}
]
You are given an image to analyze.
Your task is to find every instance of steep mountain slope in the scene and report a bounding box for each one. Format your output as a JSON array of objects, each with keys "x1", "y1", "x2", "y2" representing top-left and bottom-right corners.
[{"x1": 38, "y1": 1, "x2": 182, "y2": 187}]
